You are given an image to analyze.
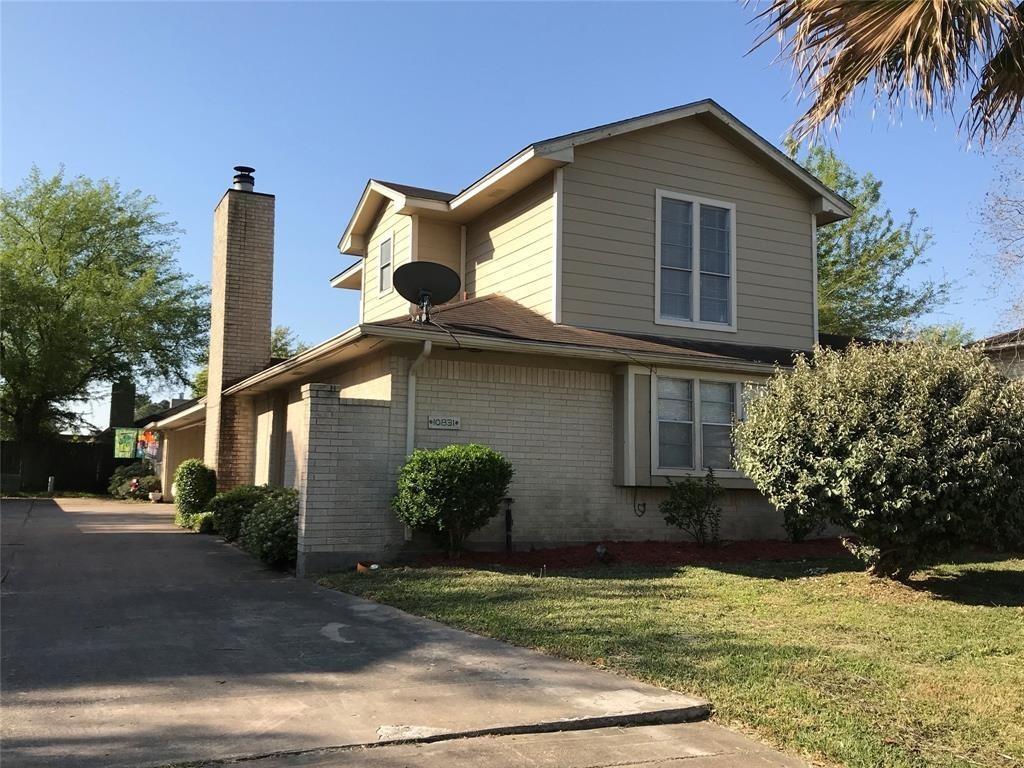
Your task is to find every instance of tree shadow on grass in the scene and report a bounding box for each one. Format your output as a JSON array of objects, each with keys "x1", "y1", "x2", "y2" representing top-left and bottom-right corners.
[{"x1": 909, "y1": 564, "x2": 1024, "y2": 607}]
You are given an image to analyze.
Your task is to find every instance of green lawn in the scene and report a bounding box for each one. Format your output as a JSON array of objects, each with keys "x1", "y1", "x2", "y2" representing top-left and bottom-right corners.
[{"x1": 320, "y1": 555, "x2": 1024, "y2": 768}]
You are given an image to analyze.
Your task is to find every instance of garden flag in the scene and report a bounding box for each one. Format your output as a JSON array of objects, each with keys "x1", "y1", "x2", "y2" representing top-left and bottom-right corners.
[{"x1": 114, "y1": 429, "x2": 138, "y2": 458}]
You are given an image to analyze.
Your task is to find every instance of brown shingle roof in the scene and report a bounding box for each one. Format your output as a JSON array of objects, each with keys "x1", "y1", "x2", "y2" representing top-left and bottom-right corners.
[
  {"x1": 974, "y1": 327, "x2": 1024, "y2": 349},
  {"x1": 368, "y1": 295, "x2": 822, "y2": 366}
]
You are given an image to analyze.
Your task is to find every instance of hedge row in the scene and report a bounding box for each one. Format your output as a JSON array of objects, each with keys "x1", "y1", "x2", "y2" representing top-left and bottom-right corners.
[{"x1": 170, "y1": 461, "x2": 297, "y2": 569}]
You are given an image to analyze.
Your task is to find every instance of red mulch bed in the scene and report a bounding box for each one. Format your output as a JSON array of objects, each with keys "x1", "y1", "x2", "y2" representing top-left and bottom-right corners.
[{"x1": 417, "y1": 538, "x2": 848, "y2": 571}]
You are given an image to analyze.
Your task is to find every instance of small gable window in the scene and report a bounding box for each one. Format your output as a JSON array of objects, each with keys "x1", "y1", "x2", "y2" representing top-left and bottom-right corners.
[
  {"x1": 655, "y1": 190, "x2": 735, "y2": 331},
  {"x1": 379, "y1": 235, "x2": 393, "y2": 293}
]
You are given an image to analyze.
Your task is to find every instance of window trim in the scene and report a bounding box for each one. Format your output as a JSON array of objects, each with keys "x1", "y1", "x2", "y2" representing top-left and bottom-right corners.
[
  {"x1": 654, "y1": 189, "x2": 738, "y2": 332},
  {"x1": 378, "y1": 231, "x2": 394, "y2": 295},
  {"x1": 651, "y1": 370, "x2": 757, "y2": 477}
]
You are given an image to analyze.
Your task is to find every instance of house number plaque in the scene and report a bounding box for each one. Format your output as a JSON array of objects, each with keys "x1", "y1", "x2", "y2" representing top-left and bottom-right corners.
[{"x1": 427, "y1": 415, "x2": 461, "y2": 430}]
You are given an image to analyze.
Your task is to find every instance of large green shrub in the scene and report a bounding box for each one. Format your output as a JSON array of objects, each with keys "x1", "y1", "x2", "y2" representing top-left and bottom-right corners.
[
  {"x1": 239, "y1": 487, "x2": 298, "y2": 568},
  {"x1": 173, "y1": 459, "x2": 217, "y2": 528},
  {"x1": 190, "y1": 511, "x2": 216, "y2": 534},
  {"x1": 108, "y1": 460, "x2": 155, "y2": 499},
  {"x1": 985, "y1": 378, "x2": 1024, "y2": 550},
  {"x1": 735, "y1": 343, "x2": 1024, "y2": 579},
  {"x1": 660, "y1": 470, "x2": 722, "y2": 545},
  {"x1": 207, "y1": 485, "x2": 267, "y2": 541},
  {"x1": 393, "y1": 443, "x2": 514, "y2": 556}
]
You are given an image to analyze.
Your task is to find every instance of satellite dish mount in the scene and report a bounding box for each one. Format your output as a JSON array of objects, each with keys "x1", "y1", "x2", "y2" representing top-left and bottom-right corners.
[{"x1": 393, "y1": 262, "x2": 461, "y2": 325}]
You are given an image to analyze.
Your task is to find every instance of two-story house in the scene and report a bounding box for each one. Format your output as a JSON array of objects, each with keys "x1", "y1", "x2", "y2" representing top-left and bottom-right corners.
[{"x1": 144, "y1": 100, "x2": 852, "y2": 575}]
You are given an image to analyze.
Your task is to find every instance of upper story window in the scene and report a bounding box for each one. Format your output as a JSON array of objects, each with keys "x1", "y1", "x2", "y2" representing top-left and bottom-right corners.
[
  {"x1": 655, "y1": 190, "x2": 736, "y2": 331},
  {"x1": 379, "y1": 235, "x2": 393, "y2": 293}
]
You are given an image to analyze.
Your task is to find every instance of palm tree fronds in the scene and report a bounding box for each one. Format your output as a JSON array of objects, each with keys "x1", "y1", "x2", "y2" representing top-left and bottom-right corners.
[
  {"x1": 969, "y1": 5, "x2": 1024, "y2": 142},
  {"x1": 753, "y1": 0, "x2": 1024, "y2": 144}
]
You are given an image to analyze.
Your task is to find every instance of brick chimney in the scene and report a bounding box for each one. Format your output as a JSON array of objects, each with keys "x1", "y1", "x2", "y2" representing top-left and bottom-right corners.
[
  {"x1": 203, "y1": 166, "x2": 275, "y2": 489},
  {"x1": 108, "y1": 378, "x2": 136, "y2": 429}
]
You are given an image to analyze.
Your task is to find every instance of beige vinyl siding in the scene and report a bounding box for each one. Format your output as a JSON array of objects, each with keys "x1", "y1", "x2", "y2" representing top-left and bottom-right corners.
[
  {"x1": 560, "y1": 117, "x2": 816, "y2": 349},
  {"x1": 465, "y1": 174, "x2": 554, "y2": 318},
  {"x1": 417, "y1": 217, "x2": 463, "y2": 284},
  {"x1": 362, "y1": 200, "x2": 413, "y2": 323}
]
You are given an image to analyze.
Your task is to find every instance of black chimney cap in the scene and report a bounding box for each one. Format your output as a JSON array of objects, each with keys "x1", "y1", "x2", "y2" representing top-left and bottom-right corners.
[{"x1": 234, "y1": 165, "x2": 255, "y2": 174}]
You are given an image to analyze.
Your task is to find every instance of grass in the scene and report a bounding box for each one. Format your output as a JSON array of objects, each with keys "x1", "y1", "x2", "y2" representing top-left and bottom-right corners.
[{"x1": 320, "y1": 554, "x2": 1024, "y2": 768}]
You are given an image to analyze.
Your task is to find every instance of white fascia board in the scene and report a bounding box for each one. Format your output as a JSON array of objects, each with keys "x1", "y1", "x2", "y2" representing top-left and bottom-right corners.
[
  {"x1": 449, "y1": 147, "x2": 536, "y2": 211},
  {"x1": 151, "y1": 400, "x2": 206, "y2": 430},
  {"x1": 330, "y1": 261, "x2": 363, "y2": 289},
  {"x1": 222, "y1": 326, "x2": 366, "y2": 395}
]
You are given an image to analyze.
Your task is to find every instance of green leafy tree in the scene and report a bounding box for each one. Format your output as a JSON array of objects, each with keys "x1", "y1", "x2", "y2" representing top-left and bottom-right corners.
[
  {"x1": 134, "y1": 393, "x2": 170, "y2": 421},
  {"x1": 789, "y1": 143, "x2": 948, "y2": 338},
  {"x1": 0, "y1": 167, "x2": 207, "y2": 474},
  {"x1": 913, "y1": 322, "x2": 975, "y2": 347},
  {"x1": 735, "y1": 343, "x2": 1024, "y2": 580},
  {"x1": 190, "y1": 325, "x2": 307, "y2": 398}
]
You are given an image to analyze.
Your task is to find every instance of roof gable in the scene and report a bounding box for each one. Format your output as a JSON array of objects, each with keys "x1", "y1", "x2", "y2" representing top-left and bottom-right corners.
[{"x1": 338, "y1": 99, "x2": 854, "y2": 257}]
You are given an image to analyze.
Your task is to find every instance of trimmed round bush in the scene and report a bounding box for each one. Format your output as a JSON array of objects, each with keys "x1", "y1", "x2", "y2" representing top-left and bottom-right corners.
[
  {"x1": 393, "y1": 443, "x2": 514, "y2": 556},
  {"x1": 208, "y1": 485, "x2": 267, "y2": 541},
  {"x1": 239, "y1": 487, "x2": 298, "y2": 568},
  {"x1": 735, "y1": 342, "x2": 1024, "y2": 579},
  {"x1": 173, "y1": 459, "x2": 217, "y2": 527}
]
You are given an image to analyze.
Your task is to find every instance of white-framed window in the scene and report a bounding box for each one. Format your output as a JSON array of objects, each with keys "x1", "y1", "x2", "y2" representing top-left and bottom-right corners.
[
  {"x1": 655, "y1": 190, "x2": 736, "y2": 331},
  {"x1": 379, "y1": 234, "x2": 393, "y2": 294},
  {"x1": 653, "y1": 372, "x2": 755, "y2": 474}
]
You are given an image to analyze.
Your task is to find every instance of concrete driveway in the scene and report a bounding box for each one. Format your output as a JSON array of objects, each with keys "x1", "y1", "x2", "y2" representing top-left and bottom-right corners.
[{"x1": 0, "y1": 498, "x2": 802, "y2": 768}]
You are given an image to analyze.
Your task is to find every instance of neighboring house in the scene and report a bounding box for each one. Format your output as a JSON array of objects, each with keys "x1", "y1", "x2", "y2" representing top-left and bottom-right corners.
[
  {"x1": 974, "y1": 327, "x2": 1024, "y2": 379},
  {"x1": 142, "y1": 100, "x2": 853, "y2": 574}
]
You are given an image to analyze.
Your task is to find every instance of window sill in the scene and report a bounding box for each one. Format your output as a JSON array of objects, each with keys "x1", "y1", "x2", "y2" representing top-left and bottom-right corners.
[
  {"x1": 649, "y1": 470, "x2": 755, "y2": 490},
  {"x1": 655, "y1": 316, "x2": 737, "y2": 333}
]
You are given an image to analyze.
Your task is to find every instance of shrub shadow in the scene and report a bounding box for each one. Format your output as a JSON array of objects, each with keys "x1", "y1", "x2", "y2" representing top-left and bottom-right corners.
[{"x1": 909, "y1": 565, "x2": 1024, "y2": 607}]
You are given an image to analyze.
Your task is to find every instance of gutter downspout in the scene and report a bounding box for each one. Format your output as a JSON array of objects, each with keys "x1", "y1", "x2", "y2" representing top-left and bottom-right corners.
[
  {"x1": 459, "y1": 225, "x2": 467, "y2": 300},
  {"x1": 404, "y1": 340, "x2": 432, "y2": 542},
  {"x1": 406, "y1": 339, "x2": 433, "y2": 456}
]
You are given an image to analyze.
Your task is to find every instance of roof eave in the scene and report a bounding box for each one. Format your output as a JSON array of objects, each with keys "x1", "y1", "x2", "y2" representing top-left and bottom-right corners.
[
  {"x1": 364, "y1": 323, "x2": 782, "y2": 374},
  {"x1": 339, "y1": 181, "x2": 453, "y2": 256},
  {"x1": 330, "y1": 261, "x2": 363, "y2": 289},
  {"x1": 146, "y1": 399, "x2": 206, "y2": 430},
  {"x1": 221, "y1": 325, "x2": 369, "y2": 395}
]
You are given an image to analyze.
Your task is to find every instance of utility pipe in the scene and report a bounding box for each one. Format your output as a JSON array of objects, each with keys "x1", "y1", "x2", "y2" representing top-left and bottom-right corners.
[
  {"x1": 404, "y1": 340, "x2": 433, "y2": 543},
  {"x1": 406, "y1": 339, "x2": 433, "y2": 456}
]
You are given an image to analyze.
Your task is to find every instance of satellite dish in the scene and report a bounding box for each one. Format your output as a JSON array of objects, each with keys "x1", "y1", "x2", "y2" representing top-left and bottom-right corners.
[{"x1": 393, "y1": 262, "x2": 461, "y2": 324}]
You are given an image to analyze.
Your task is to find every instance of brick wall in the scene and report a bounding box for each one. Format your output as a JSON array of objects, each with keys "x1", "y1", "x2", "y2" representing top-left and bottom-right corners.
[
  {"x1": 289, "y1": 349, "x2": 787, "y2": 574},
  {"x1": 294, "y1": 384, "x2": 402, "y2": 575},
  {"x1": 412, "y1": 354, "x2": 785, "y2": 546}
]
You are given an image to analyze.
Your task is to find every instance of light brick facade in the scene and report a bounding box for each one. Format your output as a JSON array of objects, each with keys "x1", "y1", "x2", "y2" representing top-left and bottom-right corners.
[
  {"x1": 269, "y1": 349, "x2": 786, "y2": 574},
  {"x1": 291, "y1": 384, "x2": 403, "y2": 575},
  {"x1": 204, "y1": 189, "x2": 275, "y2": 489}
]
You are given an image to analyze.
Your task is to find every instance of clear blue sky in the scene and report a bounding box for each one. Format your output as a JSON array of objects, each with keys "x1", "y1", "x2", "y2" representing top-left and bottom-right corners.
[{"x1": 2, "y1": 1, "x2": 1009, "y2": 424}]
